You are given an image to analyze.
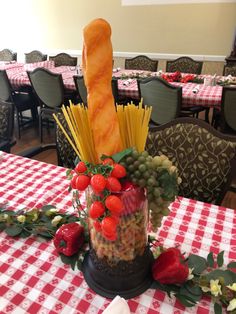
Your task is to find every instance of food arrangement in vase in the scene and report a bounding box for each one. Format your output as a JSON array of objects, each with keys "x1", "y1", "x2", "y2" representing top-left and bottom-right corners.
[{"x1": 53, "y1": 18, "x2": 180, "y2": 297}]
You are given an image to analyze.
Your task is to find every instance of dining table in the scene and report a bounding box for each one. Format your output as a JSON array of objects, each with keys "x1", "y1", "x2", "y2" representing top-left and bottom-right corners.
[
  {"x1": 0, "y1": 151, "x2": 236, "y2": 313},
  {"x1": 3, "y1": 64, "x2": 232, "y2": 111}
]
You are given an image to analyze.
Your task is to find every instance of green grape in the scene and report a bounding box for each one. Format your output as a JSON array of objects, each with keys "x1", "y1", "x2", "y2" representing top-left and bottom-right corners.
[
  {"x1": 153, "y1": 187, "x2": 161, "y2": 197},
  {"x1": 126, "y1": 156, "x2": 134, "y2": 165},
  {"x1": 147, "y1": 177, "x2": 156, "y2": 186},
  {"x1": 143, "y1": 171, "x2": 151, "y2": 179},
  {"x1": 138, "y1": 164, "x2": 146, "y2": 173},
  {"x1": 133, "y1": 160, "x2": 140, "y2": 169},
  {"x1": 134, "y1": 170, "x2": 141, "y2": 178},
  {"x1": 131, "y1": 149, "x2": 139, "y2": 159},
  {"x1": 138, "y1": 178, "x2": 146, "y2": 187},
  {"x1": 138, "y1": 156, "x2": 146, "y2": 163},
  {"x1": 161, "y1": 208, "x2": 170, "y2": 216},
  {"x1": 128, "y1": 164, "x2": 135, "y2": 172},
  {"x1": 141, "y1": 151, "x2": 149, "y2": 158}
]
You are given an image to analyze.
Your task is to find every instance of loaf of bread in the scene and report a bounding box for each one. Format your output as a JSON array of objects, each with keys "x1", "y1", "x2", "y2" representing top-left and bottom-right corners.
[{"x1": 82, "y1": 18, "x2": 123, "y2": 160}]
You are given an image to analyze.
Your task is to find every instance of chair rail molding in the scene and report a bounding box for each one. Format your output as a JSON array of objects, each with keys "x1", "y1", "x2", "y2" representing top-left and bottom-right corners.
[{"x1": 122, "y1": 0, "x2": 236, "y2": 5}]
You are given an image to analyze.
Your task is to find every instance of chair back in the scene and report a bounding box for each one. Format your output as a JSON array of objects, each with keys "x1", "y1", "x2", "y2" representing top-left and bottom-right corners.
[
  {"x1": 138, "y1": 77, "x2": 182, "y2": 125},
  {"x1": 146, "y1": 117, "x2": 236, "y2": 205},
  {"x1": 0, "y1": 49, "x2": 17, "y2": 62},
  {"x1": 221, "y1": 86, "x2": 236, "y2": 132},
  {"x1": 166, "y1": 56, "x2": 203, "y2": 74},
  {"x1": 0, "y1": 70, "x2": 13, "y2": 102},
  {"x1": 0, "y1": 100, "x2": 15, "y2": 152},
  {"x1": 55, "y1": 112, "x2": 78, "y2": 168},
  {"x1": 223, "y1": 65, "x2": 236, "y2": 77},
  {"x1": 73, "y1": 76, "x2": 87, "y2": 105},
  {"x1": 111, "y1": 78, "x2": 120, "y2": 104},
  {"x1": 49, "y1": 53, "x2": 77, "y2": 67},
  {"x1": 27, "y1": 68, "x2": 64, "y2": 108},
  {"x1": 25, "y1": 50, "x2": 47, "y2": 63},
  {"x1": 125, "y1": 55, "x2": 158, "y2": 72}
]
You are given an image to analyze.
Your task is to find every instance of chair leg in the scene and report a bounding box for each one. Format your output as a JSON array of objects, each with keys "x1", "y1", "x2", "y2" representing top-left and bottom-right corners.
[
  {"x1": 39, "y1": 113, "x2": 43, "y2": 143},
  {"x1": 204, "y1": 108, "x2": 210, "y2": 123}
]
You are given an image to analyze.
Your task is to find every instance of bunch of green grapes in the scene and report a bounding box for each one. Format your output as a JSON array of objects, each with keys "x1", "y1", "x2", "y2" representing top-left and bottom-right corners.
[{"x1": 120, "y1": 148, "x2": 181, "y2": 231}]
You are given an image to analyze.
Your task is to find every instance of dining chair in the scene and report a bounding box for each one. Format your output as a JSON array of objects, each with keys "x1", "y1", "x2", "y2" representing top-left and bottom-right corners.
[
  {"x1": 0, "y1": 49, "x2": 17, "y2": 62},
  {"x1": 125, "y1": 55, "x2": 158, "y2": 72},
  {"x1": 166, "y1": 56, "x2": 203, "y2": 74},
  {"x1": 0, "y1": 70, "x2": 37, "y2": 139},
  {"x1": 223, "y1": 65, "x2": 236, "y2": 77},
  {"x1": 25, "y1": 50, "x2": 47, "y2": 63},
  {"x1": 146, "y1": 117, "x2": 236, "y2": 205},
  {"x1": 138, "y1": 76, "x2": 182, "y2": 125},
  {"x1": 73, "y1": 76, "x2": 124, "y2": 106},
  {"x1": 73, "y1": 75, "x2": 87, "y2": 105},
  {"x1": 27, "y1": 68, "x2": 69, "y2": 143},
  {"x1": 49, "y1": 53, "x2": 77, "y2": 67},
  {"x1": 0, "y1": 100, "x2": 16, "y2": 152},
  {"x1": 212, "y1": 86, "x2": 236, "y2": 134}
]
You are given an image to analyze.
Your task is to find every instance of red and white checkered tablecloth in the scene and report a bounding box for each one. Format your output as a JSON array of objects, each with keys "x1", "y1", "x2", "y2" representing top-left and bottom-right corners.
[
  {"x1": 117, "y1": 74, "x2": 223, "y2": 109},
  {"x1": 0, "y1": 152, "x2": 236, "y2": 313},
  {"x1": 0, "y1": 62, "x2": 24, "y2": 71}
]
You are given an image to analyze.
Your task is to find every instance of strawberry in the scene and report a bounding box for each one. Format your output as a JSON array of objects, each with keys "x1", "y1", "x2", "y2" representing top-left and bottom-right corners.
[
  {"x1": 71, "y1": 175, "x2": 78, "y2": 189},
  {"x1": 75, "y1": 161, "x2": 87, "y2": 173},
  {"x1": 89, "y1": 201, "x2": 105, "y2": 219},
  {"x1": 75, "y1": 175, "x2": 90, "y2": 191},
  {"x1": 90, "y1": 174, "x2": 106, "y2": 193},
  {"x1": 106, "y1": 177, "x2": 121, "y2": 192},
  {"x1": 111, "y1": 164, "x2": 126, "y2": 178},
  {"x1": 105, "y1": 195, "x2": 123, "y2": 215}
]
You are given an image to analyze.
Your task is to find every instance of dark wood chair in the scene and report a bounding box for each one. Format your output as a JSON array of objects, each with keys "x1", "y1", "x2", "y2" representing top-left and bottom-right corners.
[
  {"x1": 166, "y1": 56, "x2": 203, "y2": 74},
  {"x1": 146, "y1": 117, "x2": 236, "y2": 205},
  {"x1": 49, "y1": 53, "x2": 77, "y2": 67},
  {"x1": 0, "y1": 100, "x2": 16, "y2": 152},
  {"x1": 0, "y1": 49, "x2": 17, "y2": 62},
  {"x1": 125, "y1": 55, "x2": 158, "y2": 72},
  {"x1": 0, "y1": 70, "x2": 37, "y2": 138},
  {"x1": 25, "y1": 50, "x2": 47, "y2": 63}
]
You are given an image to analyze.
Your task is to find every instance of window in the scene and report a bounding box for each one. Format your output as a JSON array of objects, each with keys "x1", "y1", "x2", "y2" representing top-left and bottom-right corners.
[{"x1": 122, "y1": 0, "x2": 236, "y2": 5}]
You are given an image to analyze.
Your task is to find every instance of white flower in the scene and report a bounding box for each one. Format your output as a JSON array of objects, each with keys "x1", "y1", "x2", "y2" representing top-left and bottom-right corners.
[
  {"x1": 227, "y1": 283, "x2": 236, "y2": 291},
  {"x1": 17, "y1": 215, "x2": 26, "y2": 223},
  {"x1": 227, "y1": 298, "x2": 236, "y2": 312},
  {"x1": 210, "y1": 279, "x2": 222, "y2": 297},
  {"x1": 187, "y1": 268, "x2": 194, "y2": 280},
  {"x1": 32, "y1": 213, "x2": 38, "y2": 222},
  {"x1": 51, "y1": 215, "x2": 63, "y2": 227},
  {"x1": 201, "y1": 279, "x2": 222, "y2": 297}
]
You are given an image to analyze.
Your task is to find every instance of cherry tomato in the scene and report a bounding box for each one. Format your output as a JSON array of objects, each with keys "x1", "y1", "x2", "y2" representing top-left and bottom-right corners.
[
  {"x1": 102, "y1": 230, "x2": 117, "y2": 241},
  {"x1": 111, "y1": 164, "x2": 126, "y2": 178},
  {"x1": 75, "y1": 161, "x2": 87, "y2": 173},
  {"x1": 90, "y1": 174, "x2": 106, "y2": 193},
  {"x1": 105, "y1": 195, "x2": 123, "y2": 215},
  {"x1": 93, "y1": 220, "x2": 102, "y2": 232},
  {"x1": 75, "y1": 175, "x2": 90, "y2": 191},
  {"x1": 89, "y1": 201, "x2": 105, "y2": 219},
  {"x1": 101, "y1": 216, "x2": 117, "y2": 235},
  {"x1": 106, "y1": 177, "x2": 121, "y2": 192}
]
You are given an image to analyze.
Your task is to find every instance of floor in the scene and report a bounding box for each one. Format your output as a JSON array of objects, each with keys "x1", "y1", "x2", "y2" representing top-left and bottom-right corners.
[{"x1": 11, "y1": 116, "x2": 236, "y2": 210}]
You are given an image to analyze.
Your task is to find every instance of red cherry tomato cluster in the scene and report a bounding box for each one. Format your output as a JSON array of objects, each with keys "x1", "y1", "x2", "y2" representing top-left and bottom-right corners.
[{"x1": 70, "y1": 158, "x2": 127, "y2": 241}]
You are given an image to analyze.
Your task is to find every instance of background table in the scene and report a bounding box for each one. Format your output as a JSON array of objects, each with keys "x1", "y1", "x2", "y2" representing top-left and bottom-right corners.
[{"x1": 0, "y1": 152, "x2": 236, "y2": 313}]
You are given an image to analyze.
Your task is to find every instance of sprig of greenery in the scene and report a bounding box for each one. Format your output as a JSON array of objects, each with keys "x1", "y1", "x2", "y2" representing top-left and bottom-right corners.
[{"x1": 0, "y1": 204, "x2": 79, "y2": 239}]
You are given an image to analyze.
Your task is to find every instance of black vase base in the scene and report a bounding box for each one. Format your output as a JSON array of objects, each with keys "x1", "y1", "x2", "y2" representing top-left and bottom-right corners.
[{"x1": 82, "y1": 248, "x2": 154, "y2": 299}]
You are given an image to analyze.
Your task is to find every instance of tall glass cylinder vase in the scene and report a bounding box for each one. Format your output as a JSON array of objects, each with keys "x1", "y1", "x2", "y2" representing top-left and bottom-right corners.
[{"x1": 82, "y1": 185, "x2": 154, "y2": 299}]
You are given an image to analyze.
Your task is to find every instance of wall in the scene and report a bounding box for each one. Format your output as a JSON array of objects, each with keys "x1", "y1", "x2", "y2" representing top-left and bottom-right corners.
[{"x1": 0, "y1": 0, "x2": 235, "y2": 73}]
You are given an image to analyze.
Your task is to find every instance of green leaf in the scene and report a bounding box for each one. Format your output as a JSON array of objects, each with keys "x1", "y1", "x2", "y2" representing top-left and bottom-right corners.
[
  {"x1": 111, "y1": 148, "x2": 133, "y2": 163},
  {"x1": 60, "y1": 253, "x2": 78, "y2": 271},
  {"x1": 227, "y1": 262, "x2": 236, "y2": 269},
  {"x1": 214, "y1": 302, "x2": 222, "y2": 314},
  {"x1": 188, "y1": 254, "x2": 207, "y2": 274},
  {"x1": 180, "y1": 283, "x2": 202, "y2": 302},
  {"x1": 217, "y1": 251, "x2": 224, "y2": 267},
  {"x1": 206, "y1": 269, "x2": 236, "y2": 285},
  {"x1": 20, "y1": 230, "x2": 31, "y2": 238},
  {"x1": 175, "y1": 294, "x2": 196, "y2": 307},
  {"x1": 207, "y1": 252, "x2": 214, "y2": 267},
  {"x1": 0, "y1": 222, "x2": 6, "y2": 231},
  {"x1": 5, "y1": 225, "x2": 23, "y2": 236},
  {"x1": 36, "y1": 231, "x2": 53, "y2": 239}
]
